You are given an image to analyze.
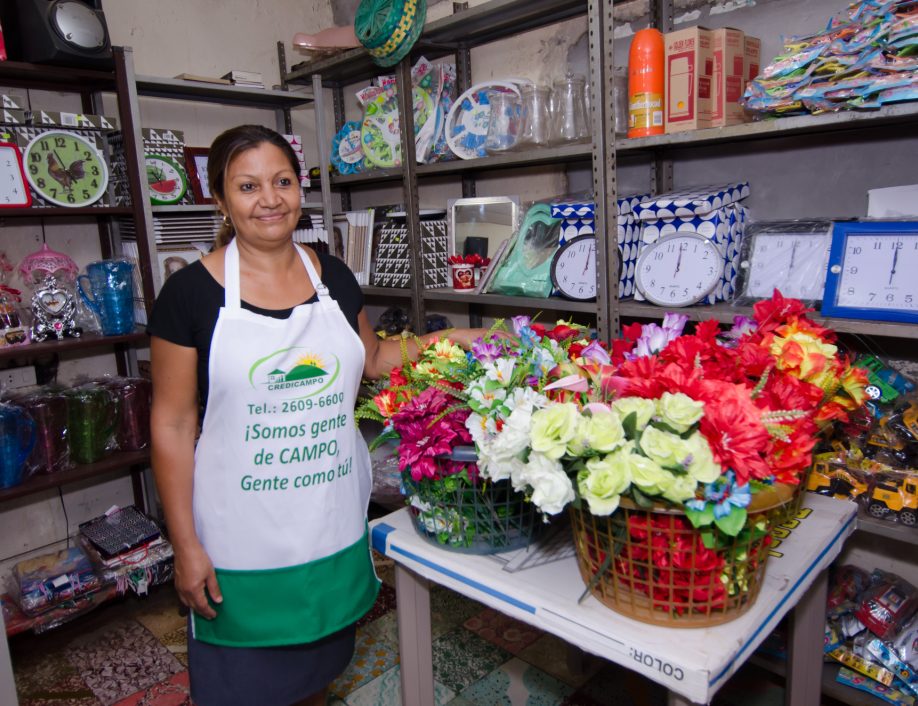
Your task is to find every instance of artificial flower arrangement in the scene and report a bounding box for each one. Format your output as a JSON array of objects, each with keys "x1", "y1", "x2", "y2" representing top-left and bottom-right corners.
[{"x1": 356, "y1": 317, "x2": 594, "y2": 550}]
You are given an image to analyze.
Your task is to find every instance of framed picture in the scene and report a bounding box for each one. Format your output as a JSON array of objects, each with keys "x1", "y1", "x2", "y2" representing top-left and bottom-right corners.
[
  {"x1": 183, "y1": 147, "x2": 213, "y2": 204},
  {"x1": 157, "y1": 247, "x2": 203, "y2": 282}
]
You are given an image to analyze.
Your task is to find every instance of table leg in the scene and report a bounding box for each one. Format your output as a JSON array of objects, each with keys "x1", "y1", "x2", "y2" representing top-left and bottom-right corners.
[
  {"x1": 395, "y1": 564, "x2": 435, "y2": 706},
  {"x1": 786, "y1": 567, "x2": 828, "y2": 706},
  {"x1": 1, "y1": 615, "x2": 19, "y2": 705},
  {"x1": 667, "y1": 691, "x2": 701, "y2": 706}
]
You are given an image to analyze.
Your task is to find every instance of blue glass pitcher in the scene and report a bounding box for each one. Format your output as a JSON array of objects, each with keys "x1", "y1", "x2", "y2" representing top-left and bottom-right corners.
[
  {"x1": 0, "y1": 403, "x2": 36, "y2": 489},
  {"x1": 77, "y1": 259, "x2": 135, "y2": 336}
]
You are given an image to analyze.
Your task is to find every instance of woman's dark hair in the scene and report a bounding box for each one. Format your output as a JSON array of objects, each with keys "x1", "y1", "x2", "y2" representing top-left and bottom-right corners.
[{"x1": 209, "y1": 125, "x2": 302, "y2": 248}]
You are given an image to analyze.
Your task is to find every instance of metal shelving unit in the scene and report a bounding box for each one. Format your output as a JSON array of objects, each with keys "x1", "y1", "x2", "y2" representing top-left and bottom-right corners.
[
  {"x1": 423, "y1": 290, "x2": 598, "y2": 313},
  {"x1": 750, "y1": 654, "x2": 890, "y2": 706},
  {"x1": 856, "y1": 515, "x2": 918, "y2": 546}
]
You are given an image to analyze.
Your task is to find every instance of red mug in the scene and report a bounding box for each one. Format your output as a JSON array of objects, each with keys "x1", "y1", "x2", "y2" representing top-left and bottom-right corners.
[{"x1": 451, "y1": 263, "x2": 475, "y2": 292}]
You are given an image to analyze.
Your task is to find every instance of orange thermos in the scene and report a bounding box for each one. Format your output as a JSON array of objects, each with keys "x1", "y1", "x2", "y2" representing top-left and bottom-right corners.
[{"x1": 628, "y1": 28, "x2": 665, "y2": 138}]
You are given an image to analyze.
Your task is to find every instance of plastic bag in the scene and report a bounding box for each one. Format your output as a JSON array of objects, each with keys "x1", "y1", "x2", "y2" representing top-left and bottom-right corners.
[
  {"x1": 12, "y1": 547, "x2": 102, "y2": 617},
  {"x1": 489, "y1": 203, "x2": 561, "y2": 298},
  {"x1": 856, "y1": 571, "x2": 918, "y2": 641}
]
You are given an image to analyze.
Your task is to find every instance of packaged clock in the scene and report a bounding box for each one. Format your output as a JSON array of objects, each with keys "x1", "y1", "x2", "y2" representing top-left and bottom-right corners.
[
  {"x1": 734, "y1": 220, "x2": 833, "y2": 306},
  {"x1": 632, "y1": 182, "x2": 750, "y2": 307},
  {"x1": 141, "y1": 128, "x2": 193, "y2": 206}
]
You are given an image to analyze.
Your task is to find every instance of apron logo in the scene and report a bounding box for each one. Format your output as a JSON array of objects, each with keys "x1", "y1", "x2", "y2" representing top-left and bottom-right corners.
[{"x1": 249, "y1": 347, "x2": 341, "y2": 397}]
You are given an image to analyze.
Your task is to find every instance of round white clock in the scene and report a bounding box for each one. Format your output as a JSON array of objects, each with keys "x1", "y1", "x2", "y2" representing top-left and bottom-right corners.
[
  {"x1": 635, "y1": 232, "x2": 723, "y2": 307},
  {"x1": 550, "y1": 235, "x2": 596, "y2": 301}
]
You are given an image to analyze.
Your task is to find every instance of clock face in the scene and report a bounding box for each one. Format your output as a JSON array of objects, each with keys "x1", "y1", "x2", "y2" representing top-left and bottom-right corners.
[
  {"x1": 635, "y1": 232, "x2": 723, "y2": 307},
  {"x1": 0, "y1": 143, "x2": 32, "y2": 208},
  {"x1": 823, "y1": 224, "x2": 918, "y2": 322},
  {"x1": 742, "y1": 224, "x2": 832, "y2": 301},
  {"x1": 24, "y1": 131, "x2": 108, "y2": 207},
  {"x1": 145, "y1": 155, "x2": 187, "y2": 205},
  {"x1": 551, "y1": 235, "x2": 597, "y2": 300}
]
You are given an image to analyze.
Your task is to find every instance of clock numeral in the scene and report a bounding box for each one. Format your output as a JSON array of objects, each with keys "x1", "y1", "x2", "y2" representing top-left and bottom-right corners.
[
  {"x1": 66, "y1": 192, "x2": 75, "y2": 204},
  {"x1": 90, "y1": 166, "x2": 100, "y2": 177},
  {"x1": 850, "y1": 246, "x2": 862, "y2": 255},
  {"x1": 83, "y1": 150, "x2": 92, "y2": 160},
  {"x1": 886, "y1": 294, "x2": 895, "y2": 303},
  {"x1": 907, "y1": 295, "x2": 914, "y2": 304},
  {"x1": 36, "y1": 177, "x2": 46, "y2": 189},
  {"x1": 54, "y1": 136, "x2": 67, "y2": 148},
  {"x1": 892, "y1": 241, "x2": 903, "y2": 250},
  {"x1": 30, "y1": 152, "x2": 41, "y2": 164},
  {"x1": 847, "y1": 287, "x2": 855, "y2": 295},
  {"x1": 873, "y1": 242, "x2": 883, "y2": 250},
  {"x1": 91, "y1": 179, "x2": 98, "y2": 188},
  {"x1": 649, "y1": 279, "x2": 655, "y2": 288},
  {"x1": 869, "y1": 292, "x2": 877, "y2": 302},
  {"x1": 28, "y1": 164, "x2": 38, "y2": 175},
  {"x1": 653, "y1": 251, "x2": 665, "y2": 261},
  {"x1": 39, "y1": 140, "x2": 50, "y2": 151},
  {"x1": 848, "y1": 266, "x2": 858, "y2": 275},
  {"x1": 81, "y1": 189, "x2": 90, "y2": 200}
]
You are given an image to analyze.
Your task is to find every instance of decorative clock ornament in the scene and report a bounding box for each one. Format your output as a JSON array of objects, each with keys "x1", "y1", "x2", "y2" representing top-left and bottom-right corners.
[
  {"x1": 0, "y1": 142, "x2": 32, "y2": 208},
  {"x1": 30, "y1": 275, "x2": 81, "y2": 342},
  {"x1": 18, "y1": 243, "x2": 79, "y2": 287},
  {"x1": 634, "y1": 231, "x2": 724, "y2": 307},
  {"x1": 736, "y1": 220, "x2": 833, "y2": 304},
  {"x1": 550, "y1": 234, "x2": 597, "y2": 301},
  {"x1": 23, "y1": 130, "x2": 108, "y2": 207},
  {"x1": 144, "y1": 154, "x2": 187, "y2": 205},
  {"x1": 822, "y1": 220, "x2": 918, "y2": 324}
]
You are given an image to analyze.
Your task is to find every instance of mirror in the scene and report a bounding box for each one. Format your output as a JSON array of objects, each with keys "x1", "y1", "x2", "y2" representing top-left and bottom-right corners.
[{"x1": 448, "y1": 196, "x2": 520, "y2": 259}]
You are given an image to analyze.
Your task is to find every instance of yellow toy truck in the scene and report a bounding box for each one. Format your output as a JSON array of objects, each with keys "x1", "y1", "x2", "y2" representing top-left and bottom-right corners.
[{"x1": 866, "y1": 474, "x2": 918, "y2": 528}]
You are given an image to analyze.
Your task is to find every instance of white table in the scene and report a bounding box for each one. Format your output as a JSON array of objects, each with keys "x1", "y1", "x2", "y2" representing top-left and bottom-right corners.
[{"x1": 369, "y1": 493, "x2": 856, "y2": 706}]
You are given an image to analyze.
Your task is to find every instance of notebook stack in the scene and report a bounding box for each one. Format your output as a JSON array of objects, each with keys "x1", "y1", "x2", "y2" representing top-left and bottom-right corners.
[{"x1": 221, "y1": 69, "x2": 264, "y2": 89}]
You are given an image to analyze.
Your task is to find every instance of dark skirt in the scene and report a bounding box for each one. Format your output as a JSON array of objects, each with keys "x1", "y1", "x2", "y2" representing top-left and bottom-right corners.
[{"x1": 187, "y1": 621, "x2": 356, "y2": 706}]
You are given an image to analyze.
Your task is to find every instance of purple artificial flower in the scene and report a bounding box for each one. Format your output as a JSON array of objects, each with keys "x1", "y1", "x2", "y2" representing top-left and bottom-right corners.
[
  {"x1": 662, "y1": 312, "x2": 689, "y2": 337},
  {"x1": 721, "y1": 315, "x2": 759, "y2": 347},
  {"x1": 471, "y1": 337, "x2": 502, "y2": 363},
  {"x1": 511, "y1": 315, "x2": 532, "y2": 335},
  {"x1": 580, "y1": 340, "x2": 611, "y2": 364},
  {"x1": 627, "y1": 313, "x2": 689, "y2": 359}
]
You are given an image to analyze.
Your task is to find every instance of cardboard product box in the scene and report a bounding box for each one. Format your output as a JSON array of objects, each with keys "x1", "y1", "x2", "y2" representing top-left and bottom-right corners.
[
  {"x1": 616, "y1": 193, "x2": 652, "y2": 299},
  {"x1": 33, "y1": 110, "x2": 118, "y2": 130},
  {"x1": 550, "y1": 201, "x2": 595, "y2": 244},
  {"x1": 632, "y1": 182, "x2": 750, "y2": 304},
  {"x1": 420, "y1": 219, "x2": 450, "y2": 289},
  {"x1": 665, "y1": 27, "x2": 713, "y2": 133},
  {"x1": 371, "y1": 222, "x2": 411, "y2": 289},
  {"x1": 745, "y1": 35, "x2": 762, "y2": 83},
  {"x1": 710, "y1": 28, "x2": 746, "y2": 128}
]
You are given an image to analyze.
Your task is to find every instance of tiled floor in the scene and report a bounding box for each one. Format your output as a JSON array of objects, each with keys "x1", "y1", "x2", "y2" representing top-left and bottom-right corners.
[{"x1": 9, "y1": 552, "x2": 788, "y2": 706}]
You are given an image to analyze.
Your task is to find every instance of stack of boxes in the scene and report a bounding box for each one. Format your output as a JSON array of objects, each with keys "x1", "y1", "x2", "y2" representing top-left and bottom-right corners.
[{"x1": 663, "y1": 26, "x2": 761, "y2": 133}]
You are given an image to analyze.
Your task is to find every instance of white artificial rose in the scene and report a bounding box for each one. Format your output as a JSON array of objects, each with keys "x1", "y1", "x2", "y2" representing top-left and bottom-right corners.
[
  {"x1": 521, "y1": 452, "x2": 575, "y2": 515},
  {"x1": 656, "y1": 392, "x2": 704, "y2": 433},
  {"x1": 611, "y1": 397, "x2": 656, "y2": 430},
  {"x1": 578, "y1": 450, "x2": 633, "y2": 515}
]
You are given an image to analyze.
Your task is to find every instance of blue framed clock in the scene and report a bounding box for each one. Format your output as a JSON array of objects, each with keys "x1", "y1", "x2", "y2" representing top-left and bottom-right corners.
[{"x1": 821, "y1": 221, "x2": 918, "y2": 324}]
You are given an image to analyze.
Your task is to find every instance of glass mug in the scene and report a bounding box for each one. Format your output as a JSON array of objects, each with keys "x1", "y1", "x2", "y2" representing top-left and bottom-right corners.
[
  {"x1": 0, "y1": 403, "x2": 36, "y2": 489},
  {"x1": 78, "y1": 259, "x2": 135, "y2": 336},
  {"x1": 64, "y1": 385, "x2": 118, "y2": 465},
  {"x1": 20, "y1": 389, "x2": 71, "y2": 475},
  {"x1": 550, "y1": 73, "x2": 590, "y2": 145}
]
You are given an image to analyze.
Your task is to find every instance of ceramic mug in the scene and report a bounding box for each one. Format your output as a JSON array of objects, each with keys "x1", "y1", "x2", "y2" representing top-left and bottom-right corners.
[
  {"x1": 451, "y1": 263, "x2": 475, "y2": 292},
  {"x1": 78, "y1": 259, "x2": 135, "y2": 336},
  {"x1": 0, "y1": 404, "x2": 36, "y2": 489}
]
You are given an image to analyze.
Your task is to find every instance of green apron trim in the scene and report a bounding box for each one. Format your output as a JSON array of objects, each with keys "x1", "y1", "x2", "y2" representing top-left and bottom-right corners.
[{"x1": 191, "y1": 527, "x2": 379, "y2": 647}]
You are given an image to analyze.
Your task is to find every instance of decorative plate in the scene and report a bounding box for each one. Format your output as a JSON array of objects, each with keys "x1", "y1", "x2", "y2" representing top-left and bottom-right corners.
[
  {"x1": 331, "y1": 121, "x2": 366, "y2": 175},
  {"x1": 445, "y1": 82, "x2": 520, "y2": 160},
  {"x1": 361, "y1": 86, "x2": 434, "y2": 169}
]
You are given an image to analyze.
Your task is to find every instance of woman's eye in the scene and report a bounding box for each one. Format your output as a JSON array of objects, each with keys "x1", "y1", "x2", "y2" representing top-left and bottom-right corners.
[{"x1": 278, "y1": 177, "x2": 292, "y2": 187}]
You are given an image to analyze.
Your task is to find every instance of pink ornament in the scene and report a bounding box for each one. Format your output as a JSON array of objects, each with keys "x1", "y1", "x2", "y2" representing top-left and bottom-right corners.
[{"x1": 18, "y1": 244, "x2": 79, "y2": 287}]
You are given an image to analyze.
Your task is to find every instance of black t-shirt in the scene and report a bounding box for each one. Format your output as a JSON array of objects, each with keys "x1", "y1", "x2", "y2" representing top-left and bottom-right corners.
[{"x1": 147, "y1": 252, "x2": 364, "y2": 407}]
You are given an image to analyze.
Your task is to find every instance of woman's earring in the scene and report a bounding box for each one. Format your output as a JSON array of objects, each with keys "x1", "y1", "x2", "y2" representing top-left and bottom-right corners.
[{"x1": 223, "y1": 214, "x2": 231, "y2": 227}]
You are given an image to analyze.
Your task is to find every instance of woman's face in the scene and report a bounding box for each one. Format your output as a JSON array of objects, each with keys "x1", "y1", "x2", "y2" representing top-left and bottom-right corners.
[{"x1": 219, "y1": 142, "x2": 301, "y2": 247}]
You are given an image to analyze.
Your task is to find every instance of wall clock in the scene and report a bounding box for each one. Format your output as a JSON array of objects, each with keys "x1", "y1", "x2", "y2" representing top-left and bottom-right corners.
[
  {"x1": 634, "y1": 231, "x2": 724, "y2": 307},
  {"x1": 0, "y1": 142, "x2": 32, "y2": 208},
  {"x1": 23, "y1": 130, "x2": 108, "y2": 207},
  {"x1": 550, "y1": 234, "x2": 597, "y2": 301},
  {"x1": 145, "y1": 154, "x2": 187, "y2": 205},
  {"x1": 736, "y1": 220, "x2": 832, "y2": 303},
  {"x1": 821, "y1": 220, "x2": 918, "y2": 324}
]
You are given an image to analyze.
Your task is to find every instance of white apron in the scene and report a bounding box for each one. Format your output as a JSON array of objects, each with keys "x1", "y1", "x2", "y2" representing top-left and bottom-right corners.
[{"x1": 190, "y1": 239, "x2": 378, "y2": 647}]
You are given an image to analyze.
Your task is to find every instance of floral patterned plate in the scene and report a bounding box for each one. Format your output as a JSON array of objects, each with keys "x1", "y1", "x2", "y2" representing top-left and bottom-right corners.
[
  {"x1": 361, "y1": 86, "x2": 435, "y2": 169},
  {"x1": 445, "y1": 81, "x2": 521, "y2": 160},
  {"x1": 331, "y1": 121, "x2": 365, "y2": 175}
]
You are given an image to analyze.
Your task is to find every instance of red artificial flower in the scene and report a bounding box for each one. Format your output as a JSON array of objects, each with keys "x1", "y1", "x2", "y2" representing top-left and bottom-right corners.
[
  {"x1": 568, "y1": 341, "x2": 586, "y2": 359},
  {"x1": 752, "y1": 290, "x2": 813, "y2": 333},
  {"x1": 529, "y1": 322, "x2": 548, "y2": 338},
  {"x1": 389, "y1": 366, "x2": 408, "y2": 386},
  {"x1": 698, "y1": 381, "x2": 772, "y2": 485},
  {"x1": 546, "y1": 324, "x2": 580, "y2": 341}
]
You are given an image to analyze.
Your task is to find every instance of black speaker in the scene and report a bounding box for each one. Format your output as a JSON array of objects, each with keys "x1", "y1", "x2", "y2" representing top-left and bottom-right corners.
[{"x1": 0, "y1": 0, "x2": 112, "y2": 69}]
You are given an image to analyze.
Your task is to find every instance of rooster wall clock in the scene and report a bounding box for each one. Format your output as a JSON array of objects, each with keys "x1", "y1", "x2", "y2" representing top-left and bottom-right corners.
[{"x1": 23, "y1": 130, "x2": 108, "y2": 207}]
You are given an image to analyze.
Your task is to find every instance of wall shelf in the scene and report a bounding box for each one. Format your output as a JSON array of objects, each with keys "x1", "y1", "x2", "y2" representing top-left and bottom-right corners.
[
  {"x1": 856, "y1": 515, "x2": 918, "y2": 546},
  {"x1": 423, "y1": 290, "x2": 598, "y2": 313},
  {"x1": 0, "y1": 207, "x2": 134, "y2": 218},
  {"x1": 0, "y1": 61, "x2": 116, "y2": 92},
  {"x1": 135, "y1": 75, "x2": 312, "y2": 107},
  {"x1": 362, "y1": 286, "x2": 413, "y2": 298},
  {"x1": 0, "y1": 450, "x2": 150, "y2": 506},
  {"x1": 0, "y1": 331, "x2": 148, "y2": 364},
  {"x1": 750, "y1": 654, "x2": 887, "y2": 706}
]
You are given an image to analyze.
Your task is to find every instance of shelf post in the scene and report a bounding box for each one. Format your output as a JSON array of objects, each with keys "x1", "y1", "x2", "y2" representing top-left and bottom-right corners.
[
  {"x1": 650, "y1": 0, "x2": 674, "y2": 195},
  {"x1": 588, "y1": 0, "x2": 618, "y2": 341},
  {"x1": 395, "y1": 58, "x2": 426, "y2": 334},
  {"x1": 276, "y1": 41, "x2": 294, "y2": 134},
  {"x1": 312, "y1": 73, "x2": 337, "y2": 249},
  {"x1": 332, "y1": 84, "x2": 353, "y2": 211}
]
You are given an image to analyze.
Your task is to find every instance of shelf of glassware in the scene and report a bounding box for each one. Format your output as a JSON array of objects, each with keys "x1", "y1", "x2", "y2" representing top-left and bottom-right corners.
[{"x1": 618, "y1": 301, "x2": 918, "y2": 340}]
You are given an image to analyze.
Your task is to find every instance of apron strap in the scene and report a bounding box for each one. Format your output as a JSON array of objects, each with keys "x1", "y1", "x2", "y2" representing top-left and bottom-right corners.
[{"x1": 223, "y1": 240, "x2": 329, "y2": 309}]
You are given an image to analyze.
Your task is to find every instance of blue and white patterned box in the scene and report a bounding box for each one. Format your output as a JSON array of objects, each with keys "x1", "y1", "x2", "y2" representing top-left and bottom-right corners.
[
  {"x1": 631, "y1": 183, "x2": 750, "y2": 304},
  {"x1": 551, "y1": 202, "x2": 594, "y2": 244}
]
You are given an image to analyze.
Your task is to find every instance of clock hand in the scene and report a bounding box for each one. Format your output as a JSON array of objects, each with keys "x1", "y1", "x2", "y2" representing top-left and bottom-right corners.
[
  {"x1": 789, "y1": 240, "x2": 798, "y2": 271},
  {"x1": 890, "y1": 245, "x2": 899, "y2": 285},
  {"x1": 674, "y1": 242, "x2": 684, "y2": 276}
]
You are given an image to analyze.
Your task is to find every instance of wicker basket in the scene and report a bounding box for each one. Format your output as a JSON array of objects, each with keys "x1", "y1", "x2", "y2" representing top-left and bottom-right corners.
[
  {"x1": 403, "y1": 469, "x2": 544, "y2": 555},
  {"x1": 570, "y1": 483, "x2": 794, "y2": 627}
]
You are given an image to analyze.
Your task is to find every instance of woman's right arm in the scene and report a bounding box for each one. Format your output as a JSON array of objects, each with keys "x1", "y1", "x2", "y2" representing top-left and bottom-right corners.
[{"x1": 150, "y1": 336, "x2": 222, "y2": 618}]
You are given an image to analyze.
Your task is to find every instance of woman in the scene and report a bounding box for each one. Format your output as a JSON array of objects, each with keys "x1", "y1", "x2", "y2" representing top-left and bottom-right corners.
[{"x1": 149, "y1": 124, "x2": 486, "y2": 706}]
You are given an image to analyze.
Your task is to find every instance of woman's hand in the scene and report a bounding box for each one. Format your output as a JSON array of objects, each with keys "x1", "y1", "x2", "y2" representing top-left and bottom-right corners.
[
  {"x1": 440, "y1": 328, "x2": 492, "y2": 350},
  {"x1": 174, "y1": 541, "x2": 223, "y2": 619}
]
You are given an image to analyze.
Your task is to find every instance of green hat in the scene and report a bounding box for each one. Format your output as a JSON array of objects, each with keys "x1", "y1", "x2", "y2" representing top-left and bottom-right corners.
[
  {"x1": 354, "y1": 0, "x2": 406, "y2": 50},
  {"x1": 356, "y1": 0, "x2": 426, "y2": 68}
]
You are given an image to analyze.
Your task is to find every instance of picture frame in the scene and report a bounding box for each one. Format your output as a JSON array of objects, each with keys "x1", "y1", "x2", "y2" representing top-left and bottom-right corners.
[
  {"x1": 157, "y1": 247, "x2": 204, "y2": 282},
  {"x1": 183, "y1": 147, "x2": 213, "y2": 204}
]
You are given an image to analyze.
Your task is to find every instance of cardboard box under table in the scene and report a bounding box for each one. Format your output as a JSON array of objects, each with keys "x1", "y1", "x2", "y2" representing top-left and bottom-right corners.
[
  {"x1": 633, "y1": 183, "x2": 749, "y2": 304},
  {"x1": 371, "y1": 493, "x2": 855, "y2": 706}
]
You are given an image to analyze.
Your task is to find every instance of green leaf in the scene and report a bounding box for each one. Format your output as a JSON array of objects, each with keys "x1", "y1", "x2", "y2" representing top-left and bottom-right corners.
[
  {"x1": 684, "y1": 504, "x2": 715, "y2": 528},
  {"x1": 578, "y1": 550, "x2": 614, "y2": 604},
  {"x1": 367, "y1": 428, "x2": 399, "y2": 452},
  {"x1": 621, "y1": 411, "x2": 638, "y2": 439},
  {"x1": 700, "y1": 528, "x2": 717, "y2": 549},
  {"x1": 630, "y1": 486, "x2": 654, "y2": 508},
  {"x1": 714, "y1": 507, "x2": 748, "y2": 537}
]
